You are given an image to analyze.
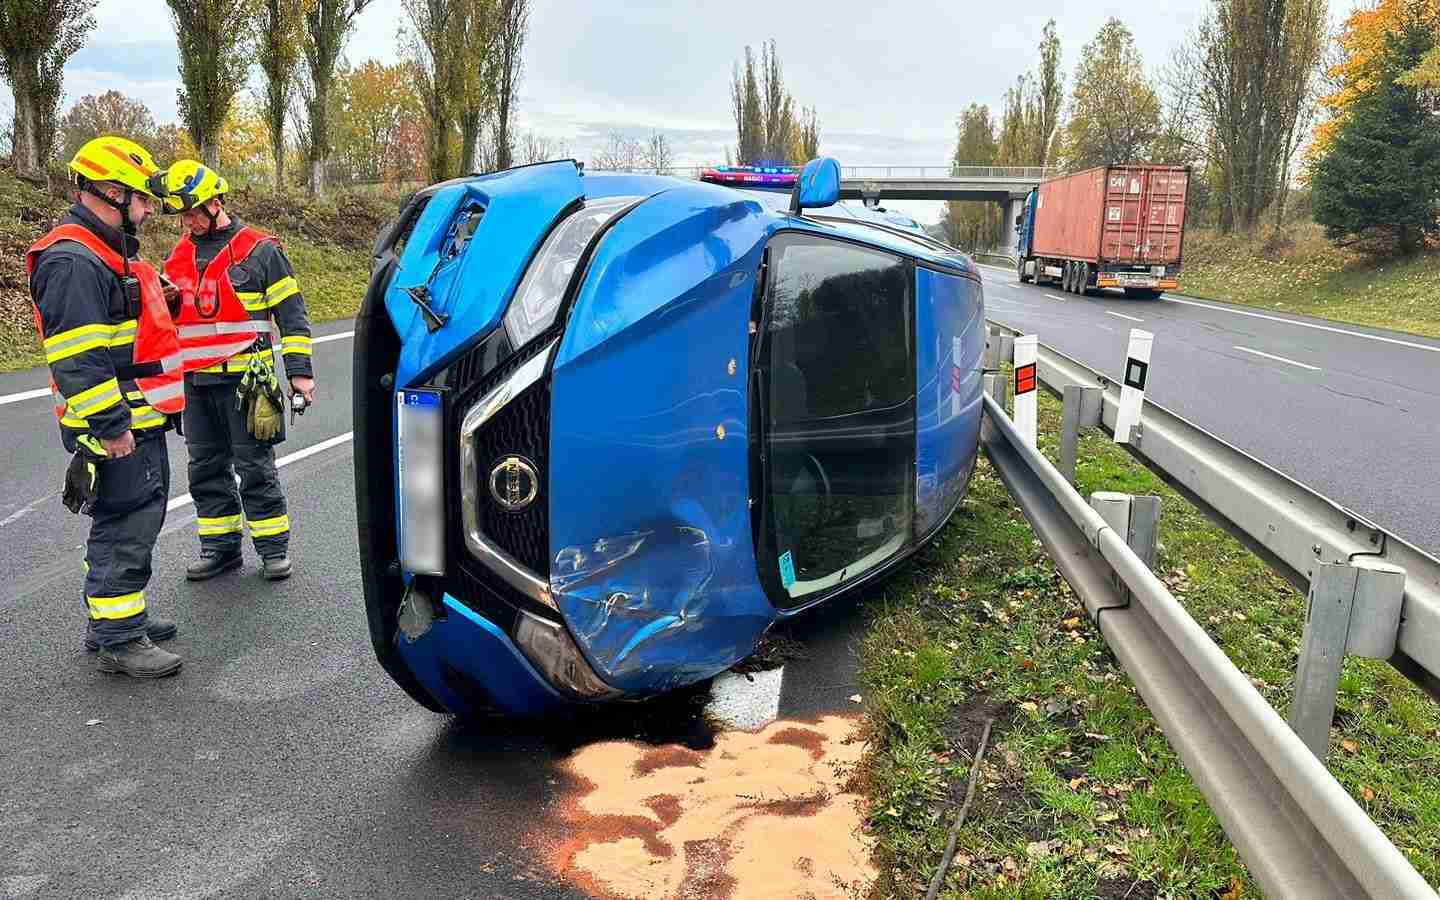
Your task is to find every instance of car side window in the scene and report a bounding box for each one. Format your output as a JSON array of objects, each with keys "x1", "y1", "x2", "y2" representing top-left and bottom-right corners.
[{"x1": 760, "y1": 233, "x2": 916, "y2": 605}]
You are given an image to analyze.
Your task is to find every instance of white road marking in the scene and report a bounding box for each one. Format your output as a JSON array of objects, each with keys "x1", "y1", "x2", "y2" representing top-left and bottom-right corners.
[
  {"x1": 1044, "y1": 294, "x2": 1067, "y2": 302},
  {"x1": 166, "y1": 431, "x2": 354, "y2": 512},
  {"x1": 0, "y1": 386, "x2": 51, "y2": 407},
  {"x1": 0, "y1": 332, "x2": 353, "y2": 408},
  {"x1": 0, "y1": 494, "x2": 54, "y2": 529},
  {"x1": 1106, "y1": 311, "x2": 1145, "y2": 323},
  {"x1": 1165, "y1": 297, "x2": 1440, "y2": 355},
  {"x1": 705, "y1": 667, "x2": 784, "y2": 731},
  {"x1": 1233, "y1": 345, "x2": 1321, "y2": 371}
]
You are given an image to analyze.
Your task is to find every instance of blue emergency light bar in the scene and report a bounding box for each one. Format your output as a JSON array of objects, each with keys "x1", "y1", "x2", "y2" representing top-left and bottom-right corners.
[{"x1": 700, "y1": 165, "x2": 799, "y2": 187}]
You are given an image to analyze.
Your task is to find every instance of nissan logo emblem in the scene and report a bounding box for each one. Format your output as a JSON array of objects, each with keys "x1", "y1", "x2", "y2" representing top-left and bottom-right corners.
[{"x1": 489, "y1": 455, "x2": 539, "y2": 512}]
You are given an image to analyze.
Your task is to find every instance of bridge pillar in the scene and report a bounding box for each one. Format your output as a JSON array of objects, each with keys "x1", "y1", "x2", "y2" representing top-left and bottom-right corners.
[{"x1": 998, "y1": 195, "x2": 1026, "y2": 262}]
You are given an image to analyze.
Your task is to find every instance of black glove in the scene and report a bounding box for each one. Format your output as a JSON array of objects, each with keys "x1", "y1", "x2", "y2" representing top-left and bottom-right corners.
[{"x1": 62, "y1": 451, "x2": 100, "y2": 516}]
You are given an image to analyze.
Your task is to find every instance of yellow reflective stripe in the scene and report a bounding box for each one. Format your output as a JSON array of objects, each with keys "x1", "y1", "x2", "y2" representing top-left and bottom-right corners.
[
  {"x1": 108, "y1": 320, "x2": 138, "y2": 348},
  {"x1": 197, "y1": 514, "x2": 243, "y2": 536},
  {"x1": 77, "y1": 434, "x2": 109, "y2": 457},
  {"x1": 265, "y1": 277, "x2": 298, "y2": 305},
  {"x1": 247, "y1": 514, "x2": 290, "y2": 538},
  {"x1": 198, "y1": 351, "x2": 266, "y2": 373},
  {"x1": 129, "y1": 406, "x2": 168, "y2": 430},
  {"x1": 125, "y1": 389, "x2": 145, "y2": 401},
  {"x1": 62, "y1": 413, "x2": 89, "y2": 427},
  {"x1": 87, "y1": 591, "x2": 145, "y2": 620},
  {"x1": 43, "y1": 321, "x2": 116, "y2": 362},
  {"x1": 68, "y1": 378, "x2": 123, "y2": 417},
  {"x1": 239, "y1": 291, "x2": 268, "y2": 312},
  {"x1": 280, "y1": 335, "x2": 312, "y2": 356}
]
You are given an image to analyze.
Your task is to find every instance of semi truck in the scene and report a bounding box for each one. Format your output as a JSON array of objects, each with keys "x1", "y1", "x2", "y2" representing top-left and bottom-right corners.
[{"x1": 1015, "y1": 164, "x2": 1190, "y2": 299}]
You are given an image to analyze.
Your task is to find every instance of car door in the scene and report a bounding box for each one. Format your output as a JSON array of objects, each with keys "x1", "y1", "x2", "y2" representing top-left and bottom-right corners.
[{"x1": 753, "y1": 232, "x2": 917, "y2": 609}]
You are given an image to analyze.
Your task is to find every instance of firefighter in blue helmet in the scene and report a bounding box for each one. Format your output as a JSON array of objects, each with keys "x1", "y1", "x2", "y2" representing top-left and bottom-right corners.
[
  {"x1": 27, "y1": 136, "x2": 184, "y2": 677},
  {"x1": 158, "y1": 160, "x2": 315, "y2": 582}
]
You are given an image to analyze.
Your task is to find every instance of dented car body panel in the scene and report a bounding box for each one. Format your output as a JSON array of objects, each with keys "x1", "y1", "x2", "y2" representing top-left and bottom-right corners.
[{"x1": 353, "y1": 159, "x2": 985, "y2": 717}]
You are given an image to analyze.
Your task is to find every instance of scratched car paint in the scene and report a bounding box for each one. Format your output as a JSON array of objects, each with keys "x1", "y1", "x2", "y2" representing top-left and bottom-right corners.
[{"x1": 353, "y1": 158, "x2": 986, "y2": 717}]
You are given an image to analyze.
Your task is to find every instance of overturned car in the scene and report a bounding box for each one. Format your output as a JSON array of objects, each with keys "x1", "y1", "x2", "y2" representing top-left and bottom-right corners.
[{"x1": 354, "y1": 158, "x2": 986, "y2": 717}]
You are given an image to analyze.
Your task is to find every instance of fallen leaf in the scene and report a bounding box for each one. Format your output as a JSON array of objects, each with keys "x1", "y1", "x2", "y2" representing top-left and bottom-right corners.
[
  {"x1": 1096, "y1": 812, "x2": 1119, "y2": 823},
  {"x1": 1362, "y1": 787, "x2": 1376, "y2": 802},
  {"x1": 1221, "y1": 875, "x2": 1243, "y2": 900},
  {"x1": 1019, "y1": 701, "x2": 1039, "y2": 714},
  {"x1": 848, "y1": 694, "x2": 863, "y2": 704},
  {"x1": 1019, "y1": 658, "x2": 1035, "y2": 670},
  {"x1": 1084, "y1": 732, "x2": 1111, "y2": 742},
  {"x1": 1069, "y1": 777, "x2": 1085, "y2": 790},
  {"x1": 1061, "y1": 617, "x2": 1083, "y2": 630},
  {"x1": 1341, "y1": 739, "x2": 1358, "y2": 754},
  {"x1": 84, "y1": 719, "x2": 102, "y2": 727}
]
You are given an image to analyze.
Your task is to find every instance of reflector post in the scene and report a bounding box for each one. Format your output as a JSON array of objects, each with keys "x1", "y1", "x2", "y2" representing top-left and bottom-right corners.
[
  {"x1": 1013, "y1": 335, "x2": 1038, "y2": 447},
  {"x1": 1114, "y1": 329, "x2": 1154, "y2": 444}
]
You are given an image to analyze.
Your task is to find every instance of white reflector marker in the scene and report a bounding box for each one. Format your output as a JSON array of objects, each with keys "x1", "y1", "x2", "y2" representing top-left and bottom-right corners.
[
  {"x1": 1114, "y1": 329, "x2": 1153, "y2": 444},
  {"x1": 397, "y1": 389, "x2": 446, "y2": 575},
  {"x1": 1013, "y1": 334, "x2": 1038, "y2": 447}
]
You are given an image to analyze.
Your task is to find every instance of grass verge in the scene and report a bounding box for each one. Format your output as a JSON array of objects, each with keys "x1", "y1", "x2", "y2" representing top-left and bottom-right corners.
[
  {"x1": 1180, "y1": 226, "x2": 1440, "y2": 340},
  {"x1": 859, "y1": 385, "x2": 1440, "y2": 898}
]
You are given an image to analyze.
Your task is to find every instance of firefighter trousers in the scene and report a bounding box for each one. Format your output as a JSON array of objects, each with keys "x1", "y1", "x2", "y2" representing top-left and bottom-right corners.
[
  {"x1": 183, "y1": 378, "x2": 290, "y2": 558},
  {"x1": 84, "y1": 434, "x2": 169, "y2": 648}
]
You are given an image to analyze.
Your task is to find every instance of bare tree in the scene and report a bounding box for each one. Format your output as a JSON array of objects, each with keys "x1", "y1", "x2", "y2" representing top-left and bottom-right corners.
[
  {"x1": 642, "y1": 130, "x2": 672, "y2": 174},
  {"x1": 301, "y1": 0, "x2": 373, "y2": 196},
  {"x1": 257, "y1": 0, "x2": 304, "y2": 190},
  {"x1": 0, "y1": 0, "x2": 95, "y2": 180},
  {"x1": 797, "y1": 105, "x2": 820, "y2": 160},
  {"x1": 516, "y1": 130, "x2": 565, "y2": 165},
  {"x1": 490, "y1": 0, "x2": 528, "y2": 170},
  {"x1": 590, "y1": 130, "x2": 642, "y2": 171},
  {"x1": 58, "y1": 91, "x2": 159, "y2": 162}
]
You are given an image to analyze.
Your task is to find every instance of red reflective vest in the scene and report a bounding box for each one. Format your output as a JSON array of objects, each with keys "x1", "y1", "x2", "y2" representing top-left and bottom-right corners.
[
  {"x1": 164, "y1": 227, "x2": 274, "y2": 372},
  {"x1": 27, "y1": 225, "x2": 185, "y2": 415}
]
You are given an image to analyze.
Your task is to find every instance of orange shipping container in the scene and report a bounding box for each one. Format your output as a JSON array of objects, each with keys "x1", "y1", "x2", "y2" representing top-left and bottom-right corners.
[{"x1": 1032, "y1": 164, "x2": 1189, "y2": 266}]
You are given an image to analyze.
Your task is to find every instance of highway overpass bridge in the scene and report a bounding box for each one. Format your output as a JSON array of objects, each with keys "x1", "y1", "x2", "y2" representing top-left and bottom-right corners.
[{"x1": 597, "y1": 164, "x2": 1052, "y2": 253}]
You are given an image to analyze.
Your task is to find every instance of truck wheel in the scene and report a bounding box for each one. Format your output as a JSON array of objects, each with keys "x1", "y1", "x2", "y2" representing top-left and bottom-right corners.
[
  {"x1": 1079, "y1": 262, "x2": 1091, "y2": 296},
  {"x1": 1061, "y1": 261, "x2": 1072, "y2": 293},
  {"x1": 1018, "y1": 257, "x2": 1031, "y2": 283}
]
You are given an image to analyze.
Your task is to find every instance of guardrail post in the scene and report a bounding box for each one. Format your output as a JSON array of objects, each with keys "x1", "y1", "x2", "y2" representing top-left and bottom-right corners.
[
  {"x1": 984, "y1": 329, "x2": 1014, "y2": 370},
  {"x1": 1089, "y1": 492, "x2": 1161, "y2": 595},
  {"x1": 983, "y1": 372, "x2": 1008, "y2": 410},
  {"x1": 1059, "y1": 385, "x2": 1103, "y2": 484},
  {"x1": 1290, "y1": 560, "x2": 1406, "y2": 760}
]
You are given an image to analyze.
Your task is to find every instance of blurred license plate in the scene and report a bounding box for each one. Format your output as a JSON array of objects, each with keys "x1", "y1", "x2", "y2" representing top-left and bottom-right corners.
[{"x1": 397, "y1": 389, "x2": 444, "y2": 575}]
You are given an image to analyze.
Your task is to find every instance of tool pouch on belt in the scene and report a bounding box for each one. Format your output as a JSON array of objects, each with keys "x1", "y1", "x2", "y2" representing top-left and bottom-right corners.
[
  {"x1": 236, "y1": 354, "x2": 287, "y2": 446},
  {"x1": 61, "y1": 440, "x2": 106, "y2": 516}
]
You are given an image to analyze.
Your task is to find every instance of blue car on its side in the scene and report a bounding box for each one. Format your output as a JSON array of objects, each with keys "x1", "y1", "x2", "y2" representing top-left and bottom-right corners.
[{"x1": 353, "y1": 158, "x2": 986, "y2": 717}]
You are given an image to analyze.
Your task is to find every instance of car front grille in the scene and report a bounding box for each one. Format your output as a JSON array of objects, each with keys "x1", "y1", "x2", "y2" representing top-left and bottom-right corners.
[{"x1": 471, "y1": 378, "x2": 552, "y2": 575}]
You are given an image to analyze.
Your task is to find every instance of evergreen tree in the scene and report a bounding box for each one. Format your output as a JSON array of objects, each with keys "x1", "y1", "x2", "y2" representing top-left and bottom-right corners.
[{"x1": 1313, "y1": 5, "x2": 1440, "y2": 254}]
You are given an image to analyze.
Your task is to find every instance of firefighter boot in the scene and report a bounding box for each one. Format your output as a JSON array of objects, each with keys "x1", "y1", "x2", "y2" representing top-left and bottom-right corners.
[
  {"x1": 96, "y1": 636, "x2": 183, "y2": 678},
  {"x1": 84, "y1": 616, "x2": 178, "y2": 652},
  {"x1": 261, "y1": 555, "x2": 292, "y2": 581},
  {"x1": 186, "y1": 548, "x2": 243, "y2": 581}
]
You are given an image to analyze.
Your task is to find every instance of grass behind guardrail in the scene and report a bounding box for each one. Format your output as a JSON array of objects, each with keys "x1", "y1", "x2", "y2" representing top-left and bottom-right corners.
[{"x1": 859, "y1": 385, "x2": 1440, "y2": 898}]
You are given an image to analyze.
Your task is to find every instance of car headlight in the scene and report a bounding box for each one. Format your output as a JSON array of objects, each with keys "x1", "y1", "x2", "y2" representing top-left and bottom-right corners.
[{"x1": 503, "y1": 196, "x2": 642, "y2": 349}]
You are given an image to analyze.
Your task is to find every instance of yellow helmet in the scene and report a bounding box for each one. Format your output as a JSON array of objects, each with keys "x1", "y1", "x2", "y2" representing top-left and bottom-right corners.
[
  {"x1": 157, "y1": 159, "x2": 230, "y2": 213},
  {"x1": 69, "y1": 136, "x2": 167, "y2": 200}
]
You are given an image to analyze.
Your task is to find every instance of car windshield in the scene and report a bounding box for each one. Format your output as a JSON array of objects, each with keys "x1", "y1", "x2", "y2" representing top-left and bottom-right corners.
[{"x1": 760, "y1": 233, "x2": 915, "y2": 604}]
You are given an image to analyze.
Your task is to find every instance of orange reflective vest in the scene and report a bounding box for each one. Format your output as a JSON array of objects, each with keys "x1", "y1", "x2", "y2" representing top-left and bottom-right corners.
[
  {"x1": 164, "y1": 227, "x2": 273, "y2": 372},
  {"x1": 27, "y1": 225, "x2": 185, "y2": 415}
]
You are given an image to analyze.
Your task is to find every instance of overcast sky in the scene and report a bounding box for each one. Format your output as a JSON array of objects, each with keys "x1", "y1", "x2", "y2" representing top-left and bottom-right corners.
[{"x1": 44, "y1": 0, "x2": 1281, "y2": 220}]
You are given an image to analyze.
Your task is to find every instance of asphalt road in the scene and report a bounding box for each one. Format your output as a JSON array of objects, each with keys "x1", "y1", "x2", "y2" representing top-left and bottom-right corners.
[
  {"x1": 0, "y1": 323, "x2": 868, "y2": 899},
  {"x1": 975, "y1": 262, "x2": 1440, "y2": 557}
]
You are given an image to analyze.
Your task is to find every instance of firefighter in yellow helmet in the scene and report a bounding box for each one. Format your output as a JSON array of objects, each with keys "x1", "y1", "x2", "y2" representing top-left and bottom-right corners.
[
  {"x1": 158, "y1": 160, "x2": 315, "y2": 582},
  {"x1": 27, "y1": 136, "x2": 185, "y2": 677}
]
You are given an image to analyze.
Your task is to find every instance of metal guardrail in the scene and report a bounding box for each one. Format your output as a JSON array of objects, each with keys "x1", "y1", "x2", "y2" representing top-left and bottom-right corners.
[
  {"x1": 986, "y1": 321, "x2": 1440, "y2": 699},
  {"x1": 980, "y1": 388, "x2": 1436, "y2": 899}
]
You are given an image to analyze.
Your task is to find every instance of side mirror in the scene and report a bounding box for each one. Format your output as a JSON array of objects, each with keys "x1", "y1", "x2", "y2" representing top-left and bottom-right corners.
[{"x1": 790, "y1": 157, "x2": 841, "y2": 214}]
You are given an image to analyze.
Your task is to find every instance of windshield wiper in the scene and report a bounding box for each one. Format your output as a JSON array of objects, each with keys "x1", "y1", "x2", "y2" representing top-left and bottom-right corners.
[{"x1": 406, "y1": 284, "x2": 449, "y2": 333}]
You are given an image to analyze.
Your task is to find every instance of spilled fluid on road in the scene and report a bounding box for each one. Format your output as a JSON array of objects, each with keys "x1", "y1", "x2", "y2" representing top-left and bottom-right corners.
[{"x1": 537, "y1": 715, "x2": 874, "y2": 899}]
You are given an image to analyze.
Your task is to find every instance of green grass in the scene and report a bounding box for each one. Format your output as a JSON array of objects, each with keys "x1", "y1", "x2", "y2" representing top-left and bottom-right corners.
[
  {"x1": 1180, "y1": 225, "x2": 1440, "y2": 339},
  {"x1": 859, "y1": 385, "x2": 1440, "y2": 898}
]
